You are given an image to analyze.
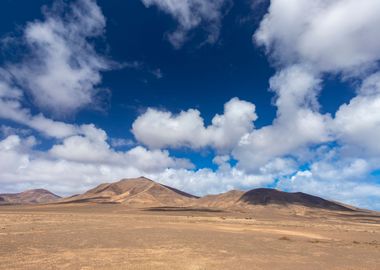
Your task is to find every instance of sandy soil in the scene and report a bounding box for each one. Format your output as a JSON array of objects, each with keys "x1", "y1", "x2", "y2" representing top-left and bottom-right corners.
[{"x1": 0, "y1": 204, "x2": 379, "y2": 270}]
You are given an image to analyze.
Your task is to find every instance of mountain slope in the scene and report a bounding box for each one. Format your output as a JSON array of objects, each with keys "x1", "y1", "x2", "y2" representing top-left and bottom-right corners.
[
  {"x1": 194, "y1": 190, "x2": 245, "y2": 208},
  {"x1": 62, "y1": 177, "x2": 198, "y2": 206},
  {"x1": 63, "y1": 178, "x2": 354, "y2": 211},
  {"x1": 238, "y1": 188, "x2": 352, "y2": 211},
  {"x1": 0, "y1": 189, "x2": 61, "y2": 205},
  {"x1": 193, "y1": 188, "x2": 352, "y2": 211}
]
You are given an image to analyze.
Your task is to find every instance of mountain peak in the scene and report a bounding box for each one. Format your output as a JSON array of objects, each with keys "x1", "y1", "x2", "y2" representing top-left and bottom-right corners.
[{"x1": 62, "y1": 177, "x2": 197, "y2": 206}]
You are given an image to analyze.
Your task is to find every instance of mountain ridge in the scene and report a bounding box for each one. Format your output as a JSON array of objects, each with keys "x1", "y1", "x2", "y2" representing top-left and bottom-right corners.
[{"x1": 0, "y1": 177, "x2": 365, "y2": 212}]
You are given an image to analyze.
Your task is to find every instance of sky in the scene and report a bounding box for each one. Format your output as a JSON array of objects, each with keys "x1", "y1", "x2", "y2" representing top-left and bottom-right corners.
[{"x1": 0, "y1": 0, "x2": 380, "y2": 210}]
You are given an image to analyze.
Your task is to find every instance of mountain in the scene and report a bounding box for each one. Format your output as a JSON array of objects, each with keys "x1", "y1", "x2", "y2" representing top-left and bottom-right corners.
[
  {"x1": 194, "y1": 190, "x2": 245, "y2": 209},
  {"x1": 1, "y1": 177, "x2": 357, "y2": 212},
  {"x1": 61, "y1": 177, "x2": 198, "y2": 206},
  {"x1": 0, "y1": 189, "x2": 61, "y2": 205},
  {"x1": 62, "y1": 177, "x2": 353, "y2": 211},
  {"x1": 194, "y1": 188, "x2": 352, "y2": 211},
  {"x1": 238, "y1": 188, "x2": 352, "y2": 211}
]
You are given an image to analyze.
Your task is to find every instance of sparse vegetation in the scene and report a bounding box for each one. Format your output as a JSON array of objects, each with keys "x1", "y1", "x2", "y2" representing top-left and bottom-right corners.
[{"x1": 1, "y1": 203, "x2": 378, "y2": 269}]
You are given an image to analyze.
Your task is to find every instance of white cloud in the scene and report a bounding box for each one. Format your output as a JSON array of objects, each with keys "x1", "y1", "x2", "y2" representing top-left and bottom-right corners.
[
  {"x1": 1, "y1": 0, "x2": 111, "y2": 116},
  {"x1": 151, "y1": 157, "x2": 299, "y2": 196},
  {"x1": 49, "y1": 124, "x2": 109, "y2": 163},
  {"x1": 141, "y1": 0, "x2": 231, "y2": 48},
  {"x1": 0, "y1": 132, "x2": 193, "y2": 195},
  {"x1": 152, "y1": 167, "x2": 272, "y2": 196},
  {"x1": 277, "y1": 155, "x2": 380, "y2": 210},
  {"x1": 49, "y1": 123, "x2": 193, "y2": 171},
  {"x1": 0, "y1": 125, "x2": 31, "y2": 137},
  {"x1": 110, "y1": 138, "x2": 135, "y2": 148},
  {"x1": 233, "y1": 66, "x2": 331, "y2": 172},
  {"x1": 0, "y1": 70, "x2": 105, "y2": 141},
  {"x1": 333, "y1": 72, "x2": 380, "y2": 157},
  {"x1": 0, "y1": 79, "x2": 78, "y2": 138},
  {"x1": 0, "y1": 132, "x2": 277, "y2": 199},
  {"x1": 132, "y1": 97, "x2": 257, "y2": 152},
  {"x1": 0, "y1": 135, "x2": 36, "y2": 179},
  {"x1": 255, "y1": 0, "x2": 380, "y2": 73}
]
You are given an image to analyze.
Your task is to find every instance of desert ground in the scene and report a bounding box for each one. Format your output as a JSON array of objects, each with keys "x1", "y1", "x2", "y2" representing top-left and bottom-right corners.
[{"x1": 0, "y1": 203, "x2": 379, "y2": 270}]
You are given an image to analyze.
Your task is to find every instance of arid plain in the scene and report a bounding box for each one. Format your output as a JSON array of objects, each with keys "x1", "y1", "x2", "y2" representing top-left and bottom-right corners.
[{"x1": 1, "y1": 178, "x2": 379, "y2": 269}]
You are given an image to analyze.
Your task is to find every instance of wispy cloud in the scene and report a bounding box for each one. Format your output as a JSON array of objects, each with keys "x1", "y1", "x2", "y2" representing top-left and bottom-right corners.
[
  {"x1": 1, "y1": 0, "x2": 113, "y2": 117},
  {"x1": 141, "y1": 0, "x2": 232, "y2": 48}
]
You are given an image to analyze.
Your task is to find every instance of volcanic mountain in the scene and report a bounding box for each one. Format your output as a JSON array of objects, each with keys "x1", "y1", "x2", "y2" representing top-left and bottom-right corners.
[
  {"x1": 1, "y1": 177, "x2": 358, "y2": 211},
  {"x1": 0, "y1": 189, "x2": 61, "y2": 205},
  {"x1": 237, "y1": 188, "x2": 352, "y2": 211},
  {"x1": 193, "y1": 188, "x2": 352, "y2": 211},
  {"x1": 60, "y1": 177, "x2": 354, "y2": 211},
  {"x1": 61, "y1": 177, "x2": 199, "y2": 206}
]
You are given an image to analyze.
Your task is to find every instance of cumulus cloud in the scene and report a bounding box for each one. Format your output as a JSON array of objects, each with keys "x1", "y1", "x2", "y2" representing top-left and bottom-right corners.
[
  {"x1": 49, "y1": 124, "x2": 192, "y2": 171},
  {"x1": 249, "y1": 0, "x2": 380, "y2": 167},
  {"x1": 255, "y1": 0, "x2": 380, "y2": 73},
  {"x1": 277, "y1": 155, "x2": 380, "y2": 210},
  {"x1": 0, "y1": 73, "x2": 78, "y2": 138},
  {"x1": 132, "y1": 97, "x2": 257, "y2": 152},
  {"x1": 0, "y1": 131, "x2": 277, "y2": 199},
  {"x1": 141, "y1": 0, "x2": 231, "y2": 48},
  {"x1": 333, "y1": 72, "x2": 380, "y2": 157},
  {"x1": 153, "y1": 167, "x2": 272, "y2": 196},
  {"x1": 248, "y1": 0, "x2": 380, "y2": 207},
  {"x1": 0, "y1": 131, "x2": 193, "y2": 195},
  {"x1": 1, "y1": 0, "x2": 111, "y2": 116},
  {"x1": 233, "y1": 66, "x2": 331, "y2": 171}
]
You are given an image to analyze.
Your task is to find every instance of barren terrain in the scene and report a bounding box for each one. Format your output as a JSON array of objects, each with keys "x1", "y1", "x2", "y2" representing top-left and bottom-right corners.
[{"x1": 0, "y1": 203, "x2": 379, "y2": 270}]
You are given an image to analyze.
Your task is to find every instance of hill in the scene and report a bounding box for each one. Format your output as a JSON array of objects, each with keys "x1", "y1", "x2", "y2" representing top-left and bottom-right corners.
[
  {"x1": 0, "y1": 178, "x2": 358, "y2": 212},
  {"x1": 0, "y1": 189, "x2": 61, "y2": 205},
  {"x1": 193, "y1": 188, "x2": 353, "y2": 211},
  {"x1": 237, "y1": 188, "x2": 352, "y2": 211},
  {"x1": 194, "y1": 190, "x2": 245, "y2": 208},
  {"x1": 61, "y1": 177, "x2": 198, "y2": 206}
]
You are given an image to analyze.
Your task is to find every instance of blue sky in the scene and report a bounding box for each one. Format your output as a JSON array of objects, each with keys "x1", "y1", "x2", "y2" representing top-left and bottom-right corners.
[{"x1": 0, "y1": 0, "x2": 380, "y2": 210}]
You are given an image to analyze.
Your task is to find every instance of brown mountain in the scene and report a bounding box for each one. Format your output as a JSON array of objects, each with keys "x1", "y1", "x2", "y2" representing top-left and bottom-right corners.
[
  {"x1": 61, "y1": 177, "x2": 198, "y2": 206},
  {"x1": 3, "y1": 177, "x2": 357, "y2": 211},
  {"x1": 61, "y1": 177, "x2": 354, "y2": 211},
  {"x1": 237, "y1": 188, "x2": 352, "y2": 211},
  {"x1": 194, "y1": 190, "x2": 245, "y2": 208},
  {"x1": 0, "y1": 189, "x2": 61, "y2": 205},
  {"x1": 193, "y1": 188, "x2": 352, "y2": 211}
]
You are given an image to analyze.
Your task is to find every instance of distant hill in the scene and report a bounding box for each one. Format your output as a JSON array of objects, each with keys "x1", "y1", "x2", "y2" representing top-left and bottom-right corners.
[
  {"x1": 193, "y1": 188, "x2": 352, "y2": 211},
  {"x1": 237, "y1": 188, "x2": 352, "y2": 211},
  {"x1": 0, "y1": 189, "x2": 61, "y2": 205},
  {"x1": 60, "y1": 177, "x2": 198, "y2": 206}
]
